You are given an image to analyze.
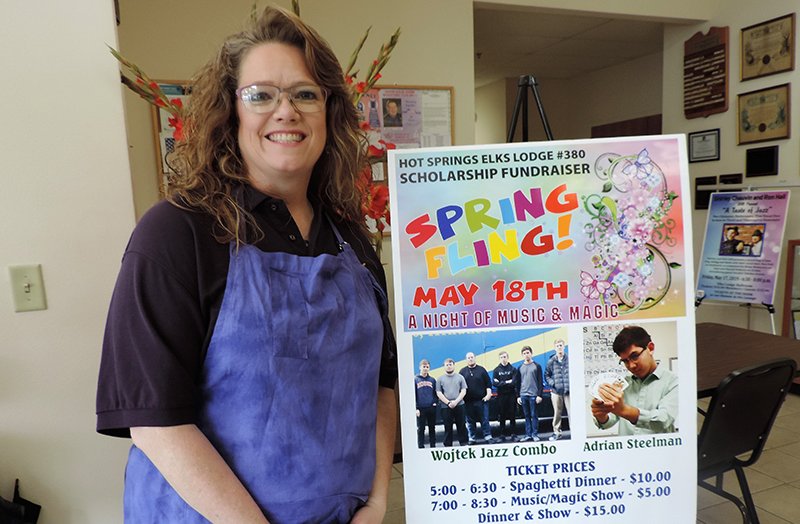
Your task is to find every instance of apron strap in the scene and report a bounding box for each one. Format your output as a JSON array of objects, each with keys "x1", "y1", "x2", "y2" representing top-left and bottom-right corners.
[
  {"x1": 324, "y1": 214, "x2": 347, "y2": 252},
  {"x1": 323, "y1": 213, "x2": 396, "y2": 362}
]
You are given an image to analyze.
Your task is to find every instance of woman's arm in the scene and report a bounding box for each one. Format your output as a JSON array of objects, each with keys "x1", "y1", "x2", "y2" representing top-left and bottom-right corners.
[
  {"x1": 130, "y1": 424, "x2": 269, "y2": 524},
  {"x1": 351, "y1": 386, "x2": 397, "y2": 524}
]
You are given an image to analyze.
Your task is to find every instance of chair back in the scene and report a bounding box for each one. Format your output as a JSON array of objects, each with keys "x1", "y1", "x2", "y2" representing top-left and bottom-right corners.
[{"x1": 698, "y1": 358, "x2": 796, "y2": 478}]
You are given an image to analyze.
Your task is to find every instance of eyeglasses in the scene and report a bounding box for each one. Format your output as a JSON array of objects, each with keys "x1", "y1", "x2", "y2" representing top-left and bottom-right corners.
[
  {"x1": 235, "y1": 84, "x2": 328, "y2": 114},
  {"x1": 619, "y1": 348, "x2": 646, "y2": 366}
]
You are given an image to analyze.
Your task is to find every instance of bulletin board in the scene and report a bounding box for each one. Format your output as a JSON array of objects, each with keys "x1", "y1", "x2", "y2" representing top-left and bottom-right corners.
[
  {"x1": 357, "y1": 85, "x2": 454, "y2": 152},
  {"x1": 150, "y1": 80, "x2": 191, "y2": 193}
]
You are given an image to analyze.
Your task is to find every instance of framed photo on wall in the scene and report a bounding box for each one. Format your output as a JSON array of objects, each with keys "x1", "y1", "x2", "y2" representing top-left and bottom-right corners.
[
  {"x1": 737, "y1": 83, "x2": 790, "y2": 144},
  {"x1": 688, "y1": 129, "x2": 720, "y2": 162},
  {"x1": 741, "y1": 13, "x2": 795, "y2": 81},
  {"x1": 745, "y1": 145, "x2": 779, "y2": 177}
]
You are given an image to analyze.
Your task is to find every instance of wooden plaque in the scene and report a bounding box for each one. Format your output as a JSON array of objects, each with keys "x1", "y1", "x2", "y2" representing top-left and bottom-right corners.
[{"x1": 684, "y1": 27, "x2": 729, "y2": 119}]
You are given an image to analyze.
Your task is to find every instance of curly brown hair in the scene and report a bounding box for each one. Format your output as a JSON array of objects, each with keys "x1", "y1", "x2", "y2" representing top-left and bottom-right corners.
[{"x1": 168, "y1": 6, "x2": 367, "y2": 244}]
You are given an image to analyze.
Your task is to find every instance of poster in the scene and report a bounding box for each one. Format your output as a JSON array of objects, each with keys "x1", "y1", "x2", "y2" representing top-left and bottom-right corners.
[
  {"x1": 388, "y1": 136, "x2": 697, "y2": 523},
  {"x1": 696, "y1": 190, "x2": 790, "y2": 304}
]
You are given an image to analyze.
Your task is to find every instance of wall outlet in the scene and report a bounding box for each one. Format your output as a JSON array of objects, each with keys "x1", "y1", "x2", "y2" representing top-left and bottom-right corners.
[{"x1": 8, "y1": 264, "x2": 47, "y2": 312}]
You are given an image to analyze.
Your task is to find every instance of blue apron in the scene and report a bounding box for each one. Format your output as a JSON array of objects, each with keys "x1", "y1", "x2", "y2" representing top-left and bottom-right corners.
[{"x1": 123, "y1": 223, "x2": 385, "y2": 523}]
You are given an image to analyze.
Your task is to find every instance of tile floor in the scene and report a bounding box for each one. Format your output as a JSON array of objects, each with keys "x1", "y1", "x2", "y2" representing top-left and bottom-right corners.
[{"x1": 382, "y1": 393, "x2": 800, "y2": 523}]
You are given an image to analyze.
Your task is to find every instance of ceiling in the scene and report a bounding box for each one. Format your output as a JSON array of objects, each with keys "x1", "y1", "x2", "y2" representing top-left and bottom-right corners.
[{"x1": 474, "y1": 6, "x2": 666, "y2": 87}]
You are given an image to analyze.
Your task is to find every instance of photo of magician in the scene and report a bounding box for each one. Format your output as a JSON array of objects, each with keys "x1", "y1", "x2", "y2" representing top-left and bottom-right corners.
[
  {"x1": 590, "y1": 325, "x2": 678, "y2": 436},
  {"x1": 95, "y1": 7, "x2": 397, "y2": 524}
]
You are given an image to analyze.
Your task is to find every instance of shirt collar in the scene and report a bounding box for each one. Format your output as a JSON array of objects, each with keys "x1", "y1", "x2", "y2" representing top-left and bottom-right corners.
[
  {"x1": 630, "y1": 363, "x2": 666, "y2": 383},
  {"x1": 235, "y1": 183, "x2": 277, "y2": 212}
]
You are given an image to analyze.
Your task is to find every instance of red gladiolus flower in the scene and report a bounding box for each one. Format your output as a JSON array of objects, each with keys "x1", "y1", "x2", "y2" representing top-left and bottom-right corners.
[
  {"x1": 378, "y1": 139, "x2": 396, "y2": 150},
  {"x1": 355, "y1": 81, "x2": 367, "y2": 93},
  {"x1": 359, "y1": 121, "x2": 372, "y2": 131},
  {"x1": 148, "y1": 81, "x2": 159, "y2": 90},
  {"x1": 168, "y1": 116, "x2": 184, "y2": 141},
  {"x1": 374, "y1": 73, "x2": 382, "y2": 81},
  {"x1": 370, "y1": 185, "x2": 389, "y2": 213},
  {"x1": 345, "y1": 75, "x2": 354, "y2": 85},
  {"x1": 367, "y1": 184, "x2": 389, "y2": 220},
  {"x1": 356, "y1": 166, "x2": 372, "y2": 193},
  {"x1": 170, "y1": 98, "x2": 183, "y2": 108},
  {"x1": 367, "y1": 144, "x2": 384, "y2": 158},
  {"x1": 155, "y1": 98, "x2": 167, "y2": 108}
]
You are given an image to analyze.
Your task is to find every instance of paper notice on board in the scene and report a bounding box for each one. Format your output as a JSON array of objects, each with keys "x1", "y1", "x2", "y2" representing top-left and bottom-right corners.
[
  {"x1": 388, "y1": 135, "x2": 697, "y2": 523},
  {"x1": 420, "y1": 89, "x2": 452, "y2": 147}
]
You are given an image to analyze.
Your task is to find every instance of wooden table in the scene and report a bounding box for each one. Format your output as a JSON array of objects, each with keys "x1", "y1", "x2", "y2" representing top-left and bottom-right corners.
[{"x1": 696, "y1": 322, "x2": 800, "y2": 397}]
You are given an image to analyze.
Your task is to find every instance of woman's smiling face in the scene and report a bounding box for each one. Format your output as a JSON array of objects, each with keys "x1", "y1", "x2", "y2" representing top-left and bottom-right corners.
[{"x1": 236, "y1": 42, "x2": 327, "y2": 191}]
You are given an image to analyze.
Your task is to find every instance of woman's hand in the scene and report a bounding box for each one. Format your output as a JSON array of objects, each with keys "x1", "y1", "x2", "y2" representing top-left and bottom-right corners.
[
  {"x1": 130, "y1": 425, "x2": 269, "y2": 523},
  {"x1": 350, "y1": 499, "x2": 387, "y2": 524}
]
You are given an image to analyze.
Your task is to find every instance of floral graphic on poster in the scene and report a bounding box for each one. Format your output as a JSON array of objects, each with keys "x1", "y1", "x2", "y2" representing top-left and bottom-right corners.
[{"x1": 581, "y1": 149, "x2": 681, "y2": 314}]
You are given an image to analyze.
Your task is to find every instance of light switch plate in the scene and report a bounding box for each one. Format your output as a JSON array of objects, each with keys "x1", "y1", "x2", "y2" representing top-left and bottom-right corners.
[{"x1": 8, "y1": 264, "x2": 47, "y2": 312}]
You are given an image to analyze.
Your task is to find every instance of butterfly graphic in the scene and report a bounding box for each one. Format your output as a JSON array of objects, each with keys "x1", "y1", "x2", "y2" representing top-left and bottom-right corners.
[
  {"x1": 580, "y1": 271, "x2": 612, "y2": 299},
  {"x1": 622, "y1": 149, "x2": 654, "y2": 179}
]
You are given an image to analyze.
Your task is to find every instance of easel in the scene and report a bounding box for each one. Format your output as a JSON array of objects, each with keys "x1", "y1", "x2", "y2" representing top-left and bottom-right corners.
[
  {"x1": 694, "y1": 185, "x2": 793, "y2": 337},
  {"x1": 695, "y1": 295, "x2": 777, "y2": 335},
  {"x1": 506, "y1": 74, "x2": 554, "y2": 142}
]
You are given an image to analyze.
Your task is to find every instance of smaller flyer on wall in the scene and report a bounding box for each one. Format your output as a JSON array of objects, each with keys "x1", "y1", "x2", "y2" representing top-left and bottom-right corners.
[{"x1": 696, "y1": 190, "x2": 790, "y2": 305}]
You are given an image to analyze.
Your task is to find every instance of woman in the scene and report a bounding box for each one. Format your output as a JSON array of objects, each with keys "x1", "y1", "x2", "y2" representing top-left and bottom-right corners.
[{"x1": 96, "y1": 7, "x2": 397, "y2": 523}]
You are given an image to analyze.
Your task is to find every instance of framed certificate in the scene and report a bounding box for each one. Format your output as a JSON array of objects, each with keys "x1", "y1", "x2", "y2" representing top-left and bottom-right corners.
[
  {"x1": 737, "y1": 83, "x2": 790, "y2": 144},
  {"x1": 688, "y1": 129, "x2": 720, "y2": 162},
  {"x1": 741, "y1": 14, "x2": 795, "y2": 81}
]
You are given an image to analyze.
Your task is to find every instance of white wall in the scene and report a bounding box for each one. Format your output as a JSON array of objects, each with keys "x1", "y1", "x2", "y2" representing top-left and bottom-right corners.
[
  {"x1": 475, "y1": 0, "x2": 720, "y2": 23},
  {"x1": 663, "y1": 0, "x2": 800, "y2": 334},
  {"x1": 0, "y1": 2, "x2": 135, "y2": 523},
  {"x1": 498, "y1": 51, "x2": 664, "y2": 142},
  {"x1": 475, "y1": 78, "x2": 509, "y2": 144},
  {"x1": 474, "y1": 0, "x2": 715, "y2": 142},
  {"x1": 569, "y1": 51, "x2": 663, "y2": 136}
]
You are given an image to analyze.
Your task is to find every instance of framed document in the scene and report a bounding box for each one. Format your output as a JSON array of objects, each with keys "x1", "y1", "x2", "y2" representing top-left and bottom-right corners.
[
  {"x1": 688, "y1": 129, "x2": 720, "y2": 162},
  {"x1": 737, "y1": 83, "x2": 790, "y2": 144},
  {"x1": 741, "y1": 14, "x2": 795, "y2": 81}
]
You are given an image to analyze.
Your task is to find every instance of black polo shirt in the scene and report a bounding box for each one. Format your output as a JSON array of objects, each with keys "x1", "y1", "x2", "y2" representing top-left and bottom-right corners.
[{"x1": 96, "y1": 185, "x2": 397, "y2": 438}]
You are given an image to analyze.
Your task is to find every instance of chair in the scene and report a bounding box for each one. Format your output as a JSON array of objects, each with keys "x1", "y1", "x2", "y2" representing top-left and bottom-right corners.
[{"x1": 697, "y1": 358, "x2": 796, "y2": 524}]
